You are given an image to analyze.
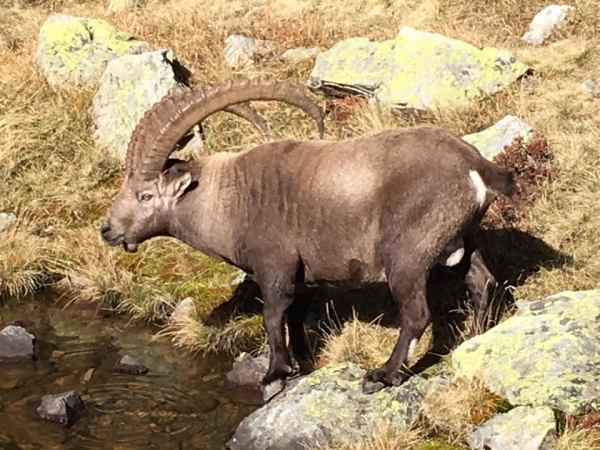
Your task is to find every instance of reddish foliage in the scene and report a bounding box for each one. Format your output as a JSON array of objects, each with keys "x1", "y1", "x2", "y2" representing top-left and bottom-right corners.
[
  {"x1": 484, "y1": 135, "x2": 554, "y2": 226},
  {"x1": 324, "y1": 96, "x2": 369, "y2": 124}
]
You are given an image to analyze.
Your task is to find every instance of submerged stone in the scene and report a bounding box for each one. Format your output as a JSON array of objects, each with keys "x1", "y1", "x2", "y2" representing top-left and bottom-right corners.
[
  {"x1": 521, "y1": 5, "x2": 574, "y2": 46},
  {"x1": 452, "y1": 290, "x2": 600, "y2": 415},
  {"x1": 224, "y1": 355, "x2": 269, "y2": 405},
  {"x1": 37, "y1": 390, "x2": 85, "y2": 426},
  {"x1": 307, "y1": 26, "x2": 529, "y2": 111},
  {"x1": 0, "y1": 325, "x2": 35, "y2": 362},
  {"x1": 92, "y1": 49, "x2": 201, "y2": 160},
  {"x1": 35, "y1": 14, "x2": 150, "y2": 89},
  {"x1": 468, "y1": 406, "x2": 557, "y2": 450},
  {"x1": 461, "y1": 115, "x2": 534, "y2": 160},
  {"x1": 115, "y1": 354, "x2": 149, "y2": 374},
  {"x1": 228, "y1": 362, "x2": 444, "y2": 450}
]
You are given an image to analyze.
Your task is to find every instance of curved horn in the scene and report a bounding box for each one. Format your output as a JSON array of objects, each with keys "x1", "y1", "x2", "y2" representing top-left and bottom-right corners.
[
  {"x1": 224, "y1": 103, "x2": 270, "y2": 142},
  {"x1": 129, "y1": 77, "x2": 325, "y2": 180},
  {"x1": 125, "y1": 101, "x2": 270, "y2": 178}
]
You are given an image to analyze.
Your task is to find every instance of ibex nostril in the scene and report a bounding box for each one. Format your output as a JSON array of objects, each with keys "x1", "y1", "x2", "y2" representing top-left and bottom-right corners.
[{"x1": 100, "y1": 222, "x2": 111, "y2": 235}]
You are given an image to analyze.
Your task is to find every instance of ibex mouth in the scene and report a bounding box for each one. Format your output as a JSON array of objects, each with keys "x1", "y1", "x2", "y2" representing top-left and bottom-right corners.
[{"x1": 123, "y1": 241, "x2": 138, "y2": 253}]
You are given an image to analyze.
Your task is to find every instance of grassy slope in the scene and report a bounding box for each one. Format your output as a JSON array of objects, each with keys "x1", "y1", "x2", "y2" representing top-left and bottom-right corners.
[{"x1": 1, "y1": 0, "x2": 600, "y2": 447}]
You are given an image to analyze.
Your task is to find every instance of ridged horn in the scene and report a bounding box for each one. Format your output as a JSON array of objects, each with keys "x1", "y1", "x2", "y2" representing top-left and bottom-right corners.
[
  {"x1": 129, "y1": 77, "x2": 325, "y2": 180},
  {"x1": 125, "y1": 100, "x2": 270, "y2": 178}
]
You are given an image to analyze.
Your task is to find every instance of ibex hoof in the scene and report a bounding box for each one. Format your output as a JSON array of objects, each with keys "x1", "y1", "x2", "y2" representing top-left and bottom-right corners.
[
  {"x1": 262, "y1": 379, "x2": 286, "y2": 402},
  {"x1": 361, "y1": 379, "x2": 385, "y2": 395}
]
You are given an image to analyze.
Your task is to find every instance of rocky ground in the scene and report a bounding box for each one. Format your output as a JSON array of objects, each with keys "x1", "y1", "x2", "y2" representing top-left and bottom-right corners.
[{"x1": 1, "y1": 0, "x2": 600, "y2": 448}]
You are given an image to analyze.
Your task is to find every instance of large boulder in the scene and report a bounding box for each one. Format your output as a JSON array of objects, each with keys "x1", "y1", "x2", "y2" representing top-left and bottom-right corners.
[
  {"x1": 452, "y1": 290, "x2": 600, "y2": 415},
  {"x1": 307, "y1": 26, "x2": 529, "y2": 111},
  {"x1": 461, "y1": 115, "x2": 534, "y2": 160},
  {"x1": 468, "y1": 406, "x2": 557, "y2": 450},
  {"x1": 35, "y1": 14, "x2": 150, "y2": 89},
  {"x1": 228, "y1": 362, "x2": 445, "y2": 450},
  {"x1": 92, "y1": 49, "x2": 201, "y2": 160}
]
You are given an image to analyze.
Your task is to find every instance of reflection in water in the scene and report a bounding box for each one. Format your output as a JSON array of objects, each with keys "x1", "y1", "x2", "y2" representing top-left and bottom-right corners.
[{"x1": 0, "y1": 298, "x2": 256, "y2": 450}]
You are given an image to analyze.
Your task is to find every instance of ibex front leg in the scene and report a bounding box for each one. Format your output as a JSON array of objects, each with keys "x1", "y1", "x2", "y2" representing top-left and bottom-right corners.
[{"x1": 257, "y1": 261, "x2": 299, "y2": 402}]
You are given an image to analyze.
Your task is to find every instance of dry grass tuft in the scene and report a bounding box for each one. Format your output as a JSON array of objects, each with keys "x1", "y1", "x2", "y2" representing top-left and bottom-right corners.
[
  {"x1": 316, "y1": 424, "x2": 425, "y2": 450},
  {"x1": 555, "y1": 426, "x2": 600, "y2": 450},
  {"x1": 0, "y1": 211, "x2": 51, "y2": 299},
  {"x1": 316, "y1": 312, "x2": 432, "y2": 370},
  {"x1": 421, "y1": 377, "x2": 502, "y2": 444}
]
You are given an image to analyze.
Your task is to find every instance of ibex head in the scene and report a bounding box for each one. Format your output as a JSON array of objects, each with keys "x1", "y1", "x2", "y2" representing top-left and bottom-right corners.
[{"x1": 100, "y1": 77, "x2": 324, "y2": 252}]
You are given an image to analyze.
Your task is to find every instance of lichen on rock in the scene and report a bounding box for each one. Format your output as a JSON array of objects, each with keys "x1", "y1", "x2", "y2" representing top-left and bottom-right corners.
[
  {"x1": 452, "y1": 290, "x2": 600, "y2": 415},
  {"x1": 35, "y1": 14, "x2": 150, "y2": 89},
  {"x1": 468, "y1": 406, "x2": 557, "y2": 450},
  {"x1": 461, "y1": 115, "x2": 534, "y2": 160},
  {"x1": 92, "y1": 49, "x2": 200, "y2": 160},
  {"x1": 228, "y1": 362, "x2": 445, "y2": 450},
  {"x1": 308, "y1": 26, "x2": 529, "y2": 111}
]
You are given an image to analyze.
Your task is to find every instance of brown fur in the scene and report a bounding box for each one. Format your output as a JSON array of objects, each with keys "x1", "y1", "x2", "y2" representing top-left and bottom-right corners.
[{"x1": 102, "y1": 123, "x2": 515, "y2": 401}]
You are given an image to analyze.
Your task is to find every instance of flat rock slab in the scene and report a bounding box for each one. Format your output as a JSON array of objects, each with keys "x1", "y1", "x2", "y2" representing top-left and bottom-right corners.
[
  {"x1": 468, "y1": 406, "x2": 557, "y2": 450},
  {"x1": 35, "y1": 14, "x2": 150, "y2": 89},
  {"x1": 461, "y1": 115, "x2": 533, "y2": 160},
  {"x1": 0, "y1": 325, "x2": 35, "y2": 362},
  {"x1": 92, "y1": 49, "x2": 200, "y2": 160},
  {"x1": 307, "y1": 26, "x2": 529, "y2": 111},
  {"x1": 37, "y1": 390, "x2": 85, "y2": 426},
  {"x1": 228, "y1": 362, "x2": 444, "y2": 450},
  {"x1": 115, "y1": 354, "x2": 148, "y2": 374},
  {"x1": 522, "y1": 5, "x2": 574, "y2": 46},
  {"x1": 453, "y1": 290, "x2": 600, "y2": 415},
  {"x1": 224, "y1": 355, "x2": 269, "y2": 405},
  {"x1": 0, "y1": 212, "x2": 16, "y2": 232}
]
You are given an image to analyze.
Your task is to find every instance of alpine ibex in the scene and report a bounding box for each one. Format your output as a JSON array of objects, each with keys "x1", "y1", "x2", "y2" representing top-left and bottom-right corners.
[{"x1": 101, "y1": 77, "x2": 515, "y2": 402}]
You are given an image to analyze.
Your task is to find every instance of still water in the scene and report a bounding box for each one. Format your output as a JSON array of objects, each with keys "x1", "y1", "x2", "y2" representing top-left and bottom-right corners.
[{"x1": 0, "y1": 297, "x2": 256, "y2": 450}]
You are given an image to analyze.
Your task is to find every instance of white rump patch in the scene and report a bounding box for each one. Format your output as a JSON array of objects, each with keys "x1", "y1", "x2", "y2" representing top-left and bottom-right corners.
[
  {"x1": 437, "y1": 237, "x2": 465, "y2": 267},
  {"x1": 469, "y1": 170, "x2": 488, "y2": 207}
]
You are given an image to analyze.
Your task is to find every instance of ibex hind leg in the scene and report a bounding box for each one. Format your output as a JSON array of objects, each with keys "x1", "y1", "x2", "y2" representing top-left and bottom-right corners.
[{"x1": 362, "y1": 268, "x2": 430, "y2": 394}]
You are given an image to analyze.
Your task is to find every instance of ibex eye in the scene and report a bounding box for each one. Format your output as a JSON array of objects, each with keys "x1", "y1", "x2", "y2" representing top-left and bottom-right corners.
[{"x1": 140, "y1": 193, "x2": 153, "y2": 202}]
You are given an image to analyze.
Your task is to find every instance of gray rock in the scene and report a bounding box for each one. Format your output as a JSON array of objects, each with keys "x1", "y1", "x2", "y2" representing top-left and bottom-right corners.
[
  {"x1": 108, "y1": 0, "x2": 138, "y2": 13},
  {"x1": 581, "y1": 79, "x2": 599, "y2": 96},
  {"x1": 0, "y1": 325, "x2": 35, "y2": 362},
  {"x1": 281, "y1": 47, "x2": 320, "y2": 64},
  {"x1": 452, "y1": 290, "x2": 600, "y2": 415},
  {"x1": 0, "y1": 212, "x2": 16, "y2": 232},
  {"x1": 224, "y1": 35, "x2": 275, "y2": 70},
  {"x1": 461, "y1": 115, "x2": 534, "y2": 160},
  {"x1": 522, "y1": 5, "x2": 574, "y2": 45},
  {"x1": 224, "y1": 355, "x2": 269, "y2": 405},
  {"x1": 468, "y1": 406, "x2": 557, "y2": 450},
  {"x1": 169, "y1": 297, "x2": 196, "y2": 325},
  {"x1": 92, "y1": 49, "x2": 201, "y2": 160},
  {"x1": 35, "y1": 14, "x2": 150, "y2": 89},
  {"x1": 37, "y1": 390, "x2": 85, "y2": 426},
  {"x1": 115, "y1": 354, "x2": 149, "y2": 374},
  {"x1": 307, "y1": 26, "x2": 529, "y2": 112},
  {"x1": 228, "y1": 362, "x2": 443, "y2": 450}
]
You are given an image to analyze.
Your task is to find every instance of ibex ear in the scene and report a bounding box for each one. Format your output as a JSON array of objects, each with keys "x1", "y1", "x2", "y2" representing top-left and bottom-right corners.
[{"x1": 171, "y1": 172, "x2": 192, "y2": 199}]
